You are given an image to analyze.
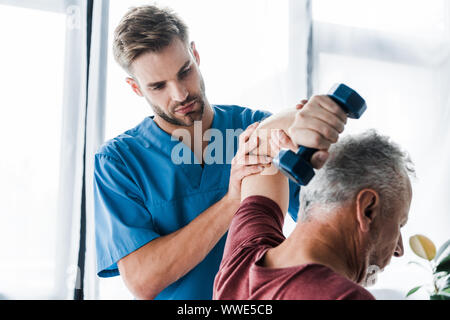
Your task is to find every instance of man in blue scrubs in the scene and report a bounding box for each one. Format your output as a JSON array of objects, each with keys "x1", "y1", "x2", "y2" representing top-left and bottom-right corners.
[{"x1": 94, "y1": 5, "x2": 345, "y2": 299}]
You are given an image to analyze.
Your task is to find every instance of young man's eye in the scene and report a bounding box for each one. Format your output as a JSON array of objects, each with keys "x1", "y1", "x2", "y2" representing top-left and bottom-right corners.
[
  {"x1": 179, "y1": 67, "x2": 191, "y2": 79},
  {"x1": 151, "y1": 84, "x2": 165, "y2": 91}
]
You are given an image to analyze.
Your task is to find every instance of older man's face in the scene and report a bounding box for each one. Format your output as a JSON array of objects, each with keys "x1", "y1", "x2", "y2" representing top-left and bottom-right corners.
[{"x1": 362, "y1": 177, "x2": 412, "y2": 287}]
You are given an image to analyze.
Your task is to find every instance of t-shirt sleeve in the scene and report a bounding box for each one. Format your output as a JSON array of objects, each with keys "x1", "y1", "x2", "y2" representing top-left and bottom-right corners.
[
  {"x1": 221, "y1": 195, "x2": 285, "y2": 263},
  {"x1": 93, "y1": 153, "x2": 160, "y2": 277}
]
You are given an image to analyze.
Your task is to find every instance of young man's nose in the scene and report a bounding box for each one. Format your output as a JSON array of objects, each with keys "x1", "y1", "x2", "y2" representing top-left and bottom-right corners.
[
  {"x1": 170, "y1": 82, "x2": 189, "y2": 102},
  {"x1": 394, "y1": 234, "x2": 404, "y2": 257}
]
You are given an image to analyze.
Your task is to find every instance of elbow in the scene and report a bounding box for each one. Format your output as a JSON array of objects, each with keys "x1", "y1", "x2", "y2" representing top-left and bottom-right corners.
[
  {"x1": 133, "y1": 285, "x2": 158, "y2": 300},
  {"x1": 122, "y1": 273, "x2": 160, "y2": 300},
  {"x1": 117, "y1": 240, "x2": 180, "y2": 300},
  {"x1": 118, "y1": 256, "x2": 164, "y2": 300}
]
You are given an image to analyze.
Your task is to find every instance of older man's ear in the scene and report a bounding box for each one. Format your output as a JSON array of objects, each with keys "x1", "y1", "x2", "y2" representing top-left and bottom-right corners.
[{"x1": 355, "y1": 189, "x2": 380, "y2": 233}]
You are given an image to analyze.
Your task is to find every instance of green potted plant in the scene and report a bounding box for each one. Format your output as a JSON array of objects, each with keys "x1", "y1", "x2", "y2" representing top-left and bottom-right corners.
[{"x1": 407, "y1": 234, "x2": 450, "y2": 300}]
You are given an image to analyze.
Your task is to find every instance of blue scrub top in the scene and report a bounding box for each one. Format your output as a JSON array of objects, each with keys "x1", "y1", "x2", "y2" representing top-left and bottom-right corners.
[{"x1": 94, "y1": 104, "x2": 300, "y2": 299}]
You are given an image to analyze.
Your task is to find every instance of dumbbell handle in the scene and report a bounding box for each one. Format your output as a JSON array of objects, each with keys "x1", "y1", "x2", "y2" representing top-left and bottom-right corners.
[{"x1": 296, "y1": 145, "x2": 317, "y2": 163}]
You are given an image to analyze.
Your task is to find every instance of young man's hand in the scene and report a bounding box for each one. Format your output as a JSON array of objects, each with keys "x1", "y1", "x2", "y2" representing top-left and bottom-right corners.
[{"x1": 227, "y1": 122, "x2": 272, "y2": 201}]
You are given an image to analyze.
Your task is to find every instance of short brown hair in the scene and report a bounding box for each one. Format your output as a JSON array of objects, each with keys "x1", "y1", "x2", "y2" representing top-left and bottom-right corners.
[{"x1": 113, "y1": 5, "x2": 189, "y2": 72}]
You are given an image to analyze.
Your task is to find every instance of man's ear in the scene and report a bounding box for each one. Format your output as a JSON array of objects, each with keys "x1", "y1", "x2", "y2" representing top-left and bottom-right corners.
[
  {"x1": 190, "y1": 41, "x2": 200, "y2": 66},
  {"x1": 126, "y1": 77, "x2": 144, "y2": 97},
  {"x1": 355, "y1": 189, "x2": 380, "y2": 233}
]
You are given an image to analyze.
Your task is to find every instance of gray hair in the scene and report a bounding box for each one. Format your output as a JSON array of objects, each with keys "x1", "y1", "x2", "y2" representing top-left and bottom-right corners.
[{"x1": 299, "y1": 129, "x2": 415, "y2": 221}]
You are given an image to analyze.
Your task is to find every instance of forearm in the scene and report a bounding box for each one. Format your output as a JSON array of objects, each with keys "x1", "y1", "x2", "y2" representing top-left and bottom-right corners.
[
  {"x1": 239, "y1": 110, "x2": 296, "y2": 213},
  {"x1": 118, "y1": 194, "x2": 240, "y2": 299},
  {"x1": 241, "y1": 169, "x2": 289, "y2": 215}
]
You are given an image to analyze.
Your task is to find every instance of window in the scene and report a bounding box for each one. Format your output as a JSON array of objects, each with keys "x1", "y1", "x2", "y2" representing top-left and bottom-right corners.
[
  {"x1": 0, "y1": 4, "x2": 66, "y2": 299},
  {"x1": 312, "y1": 0, "x2": 450, "y2": 299}
]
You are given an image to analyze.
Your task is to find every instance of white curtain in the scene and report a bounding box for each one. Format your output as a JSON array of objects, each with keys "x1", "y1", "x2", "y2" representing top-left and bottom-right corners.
[
  {"x1": 53, "y1": 0, "x2": 88, "y2": 299},
  {"x1": 55, "y1": 0, "x2": 109, "y2": 300},
  {"x1": 83, "y1": 0, "x2": 109, "y2": 300},
  {"x1": 311, "y1": 0, "x2": 450, "y2": 299}
]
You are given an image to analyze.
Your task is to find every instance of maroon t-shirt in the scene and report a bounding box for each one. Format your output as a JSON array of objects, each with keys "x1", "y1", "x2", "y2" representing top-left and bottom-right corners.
[{"x1": 213, "y1": 195, "x2": 375, "y2": 300}]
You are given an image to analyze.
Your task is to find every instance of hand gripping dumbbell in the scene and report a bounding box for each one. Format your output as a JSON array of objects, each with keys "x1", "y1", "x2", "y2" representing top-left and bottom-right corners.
[{"x1": 273, "y1": 83, "x2": 367, "y2": 186}]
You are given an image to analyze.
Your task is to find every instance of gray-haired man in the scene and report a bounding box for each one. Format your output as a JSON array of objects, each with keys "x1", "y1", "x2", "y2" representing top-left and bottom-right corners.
[{"x1": 214, "y1": 129, "x2": 414, "y2": 300}]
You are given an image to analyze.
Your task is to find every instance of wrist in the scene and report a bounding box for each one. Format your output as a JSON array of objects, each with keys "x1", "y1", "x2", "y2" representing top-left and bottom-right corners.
[
  {"x1": 223, "y1": 192, "x2": 241, "y2": 214},
  {"x1": 251, "y1": 110, "x2": 297, "y2": 157}
]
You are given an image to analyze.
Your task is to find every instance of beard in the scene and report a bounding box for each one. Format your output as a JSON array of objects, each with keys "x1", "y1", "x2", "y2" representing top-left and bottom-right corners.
[
  {"x1": 152, "y1": 94, "x2": 205, "y2": 127},
  {"x1": 148, "y1": 77, "x2": 207, "y2": 127},
  {"x1": 361, "y1": 264, "x2": 382, "y2": 287}
]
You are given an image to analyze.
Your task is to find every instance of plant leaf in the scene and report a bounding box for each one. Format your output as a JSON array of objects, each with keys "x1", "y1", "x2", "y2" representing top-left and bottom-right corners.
[
  {"x1": 406, "y1": 286, "x2": 422, "y2": 297},
  {"x1": 409, "y1": 234, "x2": 436, "y2": 261},
  {"x1": 436, "y1": 255, "x2": 450, "y2": 274},
  {"x1": 432, "y1": 291, "x2": 450, "y2": 300},
  {"x1": 435, "y1": 239, "x2": 450, "y2": 262},
  {"x1": 430, "y1": 294, "x2": 450, "y2": 300}
]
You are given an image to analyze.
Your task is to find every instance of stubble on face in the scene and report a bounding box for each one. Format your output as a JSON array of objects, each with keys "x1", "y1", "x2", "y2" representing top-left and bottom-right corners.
[
  {"x1": 148, "y1": 87, "x2": 206, "y2": 127},
  {"x1": 144, "y1": 71, "x2": 207, "y2": 127}
]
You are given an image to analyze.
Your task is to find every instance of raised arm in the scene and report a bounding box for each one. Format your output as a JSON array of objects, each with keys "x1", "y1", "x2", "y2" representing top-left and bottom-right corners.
[
  {"x1": 240, "y1": 130, "x2": 293, "y2": 215},
  {"x1": 241, "y1": 96, "x2": 348, "y2": 214}
]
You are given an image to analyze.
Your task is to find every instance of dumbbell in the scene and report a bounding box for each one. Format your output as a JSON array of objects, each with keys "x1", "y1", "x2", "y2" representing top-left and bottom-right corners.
[{"x1": 273, "y1": 83, "x2": 367, "y2": 186}]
